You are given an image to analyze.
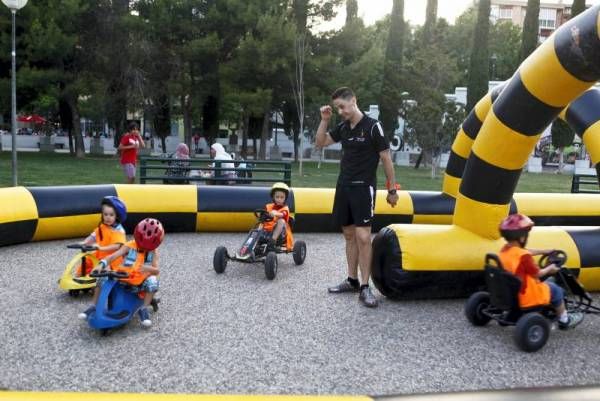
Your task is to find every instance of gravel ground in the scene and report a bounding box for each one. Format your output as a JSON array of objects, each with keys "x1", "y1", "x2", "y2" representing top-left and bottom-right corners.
[{"x1": 1, "y1": 232, "x2": 600, "y2": 396}]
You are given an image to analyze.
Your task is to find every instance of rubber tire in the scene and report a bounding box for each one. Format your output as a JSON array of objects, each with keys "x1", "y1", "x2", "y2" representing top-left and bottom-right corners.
[
  {"x1": 292, "y1": 241, "x2": 307, "y2": 265},
  {"x1": 265, "y1": 252, "x2": 278, "y2": 280},
  {"x1": 68, "y1": 289, "x2": 79, "y2": 297},
  {"x1": 151, "y1": 299, "x2": 160, "y2": 312},
  {"x1": 465, "y1": 291, "x2": 492, "y2": 326},
  {"x1": 213, "y1": 246, "x2": 228, "y2": 274},
  {"x1": 514, "y1": 312, "x2": 550, "y2": 352}
]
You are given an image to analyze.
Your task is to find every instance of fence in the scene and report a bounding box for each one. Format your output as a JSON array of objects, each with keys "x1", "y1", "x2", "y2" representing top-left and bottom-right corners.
[{"x1": 571, "y1": 174, "x2": 600, "y2": 194}]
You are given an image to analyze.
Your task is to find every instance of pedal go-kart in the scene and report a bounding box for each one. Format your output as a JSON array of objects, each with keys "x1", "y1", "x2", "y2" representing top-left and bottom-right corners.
[
  {"x1": 84, "y1": 269, "x2": 159, "y2": 335},
  {"x1": 465, "y1": 250, "x2": 598, "y2": 352},
  {"x1": 213, "y1": 209, "x2": 307, "y2": 280},
  {"x1": 58, "y1": 244, "x2": 100, "y2": 297}
]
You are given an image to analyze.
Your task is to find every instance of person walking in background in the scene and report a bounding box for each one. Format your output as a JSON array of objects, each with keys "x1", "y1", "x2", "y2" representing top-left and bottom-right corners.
[{"x1": 118, "y1": 123, "x2": 145, "y2": 184}]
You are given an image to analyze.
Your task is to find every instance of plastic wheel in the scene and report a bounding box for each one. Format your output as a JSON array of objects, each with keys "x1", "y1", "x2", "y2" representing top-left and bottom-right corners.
[
  {"x1": 292, "y1": 241, "x2": 307, "y2": 265},
  {"x1": 265, "y1": 252, "x2": 278, "y2": 280},
  {"x1": 213, "y1": 246, "x2": 228, "y2": 274},
  {"x1": 514, "y1": 312, "x2": 550, "y2": 352},
  {"x1": 464, "y1": 291, "x2": 492, "y2": 326}
]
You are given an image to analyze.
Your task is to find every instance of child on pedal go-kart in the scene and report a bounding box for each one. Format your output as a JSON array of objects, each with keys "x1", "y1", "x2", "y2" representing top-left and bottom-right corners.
[
  {"x1": 79, "y1": 218, "x2": 165, "y2": 327},
  {"x1": 498, "y1": 213, "x2": 583, "y2": 330},
  {"x1": 76, "y1": 196, "x2": 127, "y2": 277},
  {"x1": 263, "y1": 182, "x2": 293, "y2": 251}
]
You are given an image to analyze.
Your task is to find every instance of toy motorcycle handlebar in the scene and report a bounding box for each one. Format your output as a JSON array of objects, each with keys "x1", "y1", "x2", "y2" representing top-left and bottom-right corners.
[
  {"x1": 67, "y1": 243, "x2": 98, "y2": 253},
  {"x1": 539, "y1": 250, "x2": 567, "y2": 268},
  {"x1": 253, "y1": 209, "x2": 273, "y2": 222},
  {"x1": 89, "y1": 269, "x2": 129, "y2": 279}
]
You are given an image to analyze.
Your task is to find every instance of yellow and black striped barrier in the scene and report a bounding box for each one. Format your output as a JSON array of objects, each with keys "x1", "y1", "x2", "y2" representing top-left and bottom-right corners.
[{"x1": 4, "y1": 185, "x2": 600, "y2": 248}]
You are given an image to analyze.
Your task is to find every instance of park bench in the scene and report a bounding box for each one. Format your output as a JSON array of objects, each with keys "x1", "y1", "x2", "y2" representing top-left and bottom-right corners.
[
  {"x1": 139, "y1": 156, "x2": 291, "y2": 186},
  {"x1": 571, "y1": 173, "x2": 600, "y2": 194}
]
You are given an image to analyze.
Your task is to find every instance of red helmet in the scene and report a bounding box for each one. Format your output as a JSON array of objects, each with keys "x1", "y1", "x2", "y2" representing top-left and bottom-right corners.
[
  {"x1": 499, "y1": 213, "x2": 534, "y2": 232},
  {"x1": 134, "y1": 218, "x2": 164, "y2": 251}
]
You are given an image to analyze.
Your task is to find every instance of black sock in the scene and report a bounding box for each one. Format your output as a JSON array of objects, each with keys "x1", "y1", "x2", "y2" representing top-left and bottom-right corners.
[
  {"x1": 360, "y1": 284, "x2": 369, "y2": 291},
  {"x1": 347, "y1": 277, "x2": 359, "y2": 288}
]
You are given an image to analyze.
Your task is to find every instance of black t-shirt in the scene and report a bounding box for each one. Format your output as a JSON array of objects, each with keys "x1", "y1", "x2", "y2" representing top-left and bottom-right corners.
[{"x1": 329, "y1": 114, "x2": 389, "y2": 186}]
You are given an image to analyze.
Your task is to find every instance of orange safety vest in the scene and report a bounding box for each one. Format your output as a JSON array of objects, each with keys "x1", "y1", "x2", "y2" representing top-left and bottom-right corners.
[
  {"x1": 499, "y1": 245, "x2": 550, "y2": 308},
  {"x1": 95, "y1": 223, "x2": 126, "y2": 268},
  {"x1": 114, "y1": 240, "x2": 158, "y2": 286},
  {"x1": 262, "y1": 203, "x2": 293, "y2": 249}
]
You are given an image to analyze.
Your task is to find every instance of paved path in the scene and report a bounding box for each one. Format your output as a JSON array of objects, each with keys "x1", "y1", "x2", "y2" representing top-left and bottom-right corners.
[{"x1": 1, "y1": 233, "x2": 600, "y2": 395}]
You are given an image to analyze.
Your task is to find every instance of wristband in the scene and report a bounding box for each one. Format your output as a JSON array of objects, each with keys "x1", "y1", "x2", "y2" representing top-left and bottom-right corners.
[{"x1": 386, "y1": 180, "x2": 400, "y2": 191}]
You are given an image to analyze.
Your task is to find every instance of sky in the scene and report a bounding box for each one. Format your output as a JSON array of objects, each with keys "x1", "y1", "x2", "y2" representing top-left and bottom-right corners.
[{"x1": 319, "y1": 0, "x2": 600, "y2": 31}]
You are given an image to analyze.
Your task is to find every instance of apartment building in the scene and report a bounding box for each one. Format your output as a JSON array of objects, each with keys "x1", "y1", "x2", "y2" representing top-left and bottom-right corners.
[{"x1": 490, "y1": 0, "x2": 593, "y2": 42}]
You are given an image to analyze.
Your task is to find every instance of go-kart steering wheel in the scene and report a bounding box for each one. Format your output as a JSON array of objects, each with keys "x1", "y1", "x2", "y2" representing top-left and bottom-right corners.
[
  {"x1": 539, "y1": 250, "x2": 567, "y2": 268},
  {"x1": 67, "y1": 243, "x2": 98, "y2": 253},
  {"x1": 253, "y1": 209, "x2": 273, "y2": 222}
]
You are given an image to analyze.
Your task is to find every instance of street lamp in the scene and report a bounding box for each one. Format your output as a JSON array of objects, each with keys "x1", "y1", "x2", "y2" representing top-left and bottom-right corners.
[
  {"x1": 2, "y1": 0, "x2": 28, "y2": 186},
  {"x1": 490, "y1": 53, "x2": 498, "y2": 81}
]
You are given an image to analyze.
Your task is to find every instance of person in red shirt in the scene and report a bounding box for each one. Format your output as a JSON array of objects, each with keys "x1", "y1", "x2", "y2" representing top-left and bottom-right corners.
[
  {"x1": 118, "y1": 123, "x2": 145, "y2": 184},
  {"x1": 262, "y1": 182, "x2": 293, "y2": 251},
  {"x1": 498, "y1": 213, "x2": 583, "y2": 330}
]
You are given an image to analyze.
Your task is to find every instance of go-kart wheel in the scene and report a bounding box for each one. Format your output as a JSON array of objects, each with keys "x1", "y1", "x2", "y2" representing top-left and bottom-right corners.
[
  {"x1": 213, "y1": 246, "x2": 228, "y2": 274},
  {"x1": 265, "y1": 252, "x2": 278, "y2": 280},
  {"x1": 464, "y1": 291, "x2": 492, "y2": 326},
  {"x1": 514, "y1": 312, "x2": 550, "y2": 352},
  {"x1": 292, "y1": 241, "x2": 307, "y2": 265},
  {"x1": 68, "y1": 289, "x2": 79, "y2": 297}
]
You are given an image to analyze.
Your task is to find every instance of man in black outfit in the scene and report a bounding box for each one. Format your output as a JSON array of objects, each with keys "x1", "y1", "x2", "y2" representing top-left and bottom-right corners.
[{"x1": 316, "y1": 87, "x2": 400, "y2": 307}]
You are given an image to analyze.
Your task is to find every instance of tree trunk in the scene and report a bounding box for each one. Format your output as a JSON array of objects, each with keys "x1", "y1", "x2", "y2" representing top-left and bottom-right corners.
[
  {"x1": 242, "y1": 113, "x2": 249, "y2": 159},
  {"x1": 182, "y1": 95, "x2": 193, "y2": 151},
  {"x1": 67, "y1": 96, "x2": 85, "y2": 158},
  {"x1": 259, "y1": 111, "x2": 269, "y2": 160},
  {"x1": 415, "y1": 151, "x2": 424, "y2": 169},
  {"x1": 431, "y1": 152, "x2": 438, "y2": 179},
  {"x1": 558, "y1": 147, "x2": 564, "y2": 173},
  {"x1": 252, "y1": 138, "x2": 257, "y2": 160}
]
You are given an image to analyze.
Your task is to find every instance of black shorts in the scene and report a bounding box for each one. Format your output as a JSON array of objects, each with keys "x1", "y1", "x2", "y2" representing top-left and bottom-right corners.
[{"x1": 332, "y1": 184, "x2": 376, "y2": 227}]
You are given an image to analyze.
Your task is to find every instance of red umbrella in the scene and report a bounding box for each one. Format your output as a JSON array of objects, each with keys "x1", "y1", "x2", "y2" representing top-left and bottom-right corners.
[{"x1": 17, "y1": 114, "x2": 46, "y2": 124}]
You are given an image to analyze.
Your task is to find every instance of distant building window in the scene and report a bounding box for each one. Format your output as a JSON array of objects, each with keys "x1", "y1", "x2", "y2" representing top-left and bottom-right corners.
[
  {"x1": 499, "y1": 6, "x2": 512, "y2": 19},
  {"x1": 539, "y1": 8, "x2": 556, "y2": 29}
]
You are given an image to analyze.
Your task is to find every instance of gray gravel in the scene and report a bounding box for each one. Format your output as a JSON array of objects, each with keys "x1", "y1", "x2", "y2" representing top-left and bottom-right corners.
[{"x1": 1, "y1": 232, "x2": 600, "y2": 396}]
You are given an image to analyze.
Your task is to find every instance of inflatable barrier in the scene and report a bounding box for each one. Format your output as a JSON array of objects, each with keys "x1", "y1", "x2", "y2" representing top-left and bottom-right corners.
[
  {"x1": 373, "y1": 5, "x2": 600, "y2": 299},
  {"x1": 4, "y1": 185, "x2": 600, "y2": 247}
]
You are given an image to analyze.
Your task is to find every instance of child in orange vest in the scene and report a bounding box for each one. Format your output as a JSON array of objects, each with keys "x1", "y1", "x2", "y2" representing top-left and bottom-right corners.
[
  {"x1": 263, "y1": 182, "x2": 293, "y2": 250},
  {"x1": 77, "y1": 196, "x2": 127, "y2": 277},
  {"x1": 498, "y1": 213, "x2": 583, "y2": 330},
  {"x1": 79, "y1": 218, "x2": 165, "y2": 327}
]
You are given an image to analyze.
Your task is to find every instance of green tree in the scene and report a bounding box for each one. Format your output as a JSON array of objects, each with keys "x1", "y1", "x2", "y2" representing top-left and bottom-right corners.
[
  {"x1": 551, "y1": 118, "x2": 575, "y2": 173},
  {"x1": 378, "y1": 0, "x2": 405, "y2": 139},
  {"x1": 571, "y1": 0, "x2": 586, "y2": 17},
  {"x1": 466, "y1": 0, "x2": 490, "y2": 110},
  {"x1": 346, "y1": 0, "x2": 358, "y2": 25},
  {"x1": 489, "y1": 21, "x2": 521, "y2": 80},
  {"x1": 520, "y1": 0, "x2": 540, "y2": 62},
  {"x1": 401, "y1": 42, "x2": 460, "y2": 177}
]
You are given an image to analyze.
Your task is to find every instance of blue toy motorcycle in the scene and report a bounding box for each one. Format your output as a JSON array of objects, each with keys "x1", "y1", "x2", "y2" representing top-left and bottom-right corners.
[{"x1": 86, "y1": 269, "x2": 159, "y2": 335}]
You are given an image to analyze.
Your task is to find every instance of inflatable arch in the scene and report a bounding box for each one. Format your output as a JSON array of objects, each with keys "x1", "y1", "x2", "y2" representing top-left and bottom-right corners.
[{"x1": 372, "y1": 5, "x2": 600, "y2": 299}]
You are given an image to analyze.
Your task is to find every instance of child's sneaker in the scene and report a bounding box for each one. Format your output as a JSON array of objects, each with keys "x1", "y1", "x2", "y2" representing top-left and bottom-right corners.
[
  {"x1": 558, "y1": 312, "x2": 584, "y2": 330},
  {"x1": 138, "y1": 307, "x2": 152, "y2": 327},
  {"x1": 78, "y1": 305, "x2": 95, "y2": 320}
]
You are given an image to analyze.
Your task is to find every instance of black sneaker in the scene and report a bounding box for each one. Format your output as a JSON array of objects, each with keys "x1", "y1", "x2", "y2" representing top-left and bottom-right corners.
[
  {"x1": 558, "y1": 312, "x2": 583, "y2": 330},
  {"x1": 328, "y1": 279, "x2": 360, "y2": 293},
  {"x1": 359, "y1": 286, "x2": 378, "y2": 308}
]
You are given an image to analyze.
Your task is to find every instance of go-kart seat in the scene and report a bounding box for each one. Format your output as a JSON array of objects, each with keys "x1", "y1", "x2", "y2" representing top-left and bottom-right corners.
[{"x1": 484, "y1": 253, "x2": 521, "y2": 311}]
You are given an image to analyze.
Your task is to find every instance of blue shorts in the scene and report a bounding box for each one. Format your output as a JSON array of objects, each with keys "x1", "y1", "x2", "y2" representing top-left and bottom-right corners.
[
  {"x1": 548, "y1": 282, "x2": 564, "y2": 308},
  {"x1": 96, "y1": 275, "x2": 159, "y2": 293}
]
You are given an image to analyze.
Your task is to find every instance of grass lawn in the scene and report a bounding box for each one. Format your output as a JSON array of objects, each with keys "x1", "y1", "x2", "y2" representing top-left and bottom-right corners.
[{"x1": 0, "y1": 151, "x2": 574, "y2": 193}]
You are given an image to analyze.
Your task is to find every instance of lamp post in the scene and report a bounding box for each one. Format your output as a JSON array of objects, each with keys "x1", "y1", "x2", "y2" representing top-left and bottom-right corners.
[
  {"x1": 2, "y1": 0, "x2": 28, "y2": 187},
  {"x1": 490, "y1": 53, "x2": 498, "y2": 81}
]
